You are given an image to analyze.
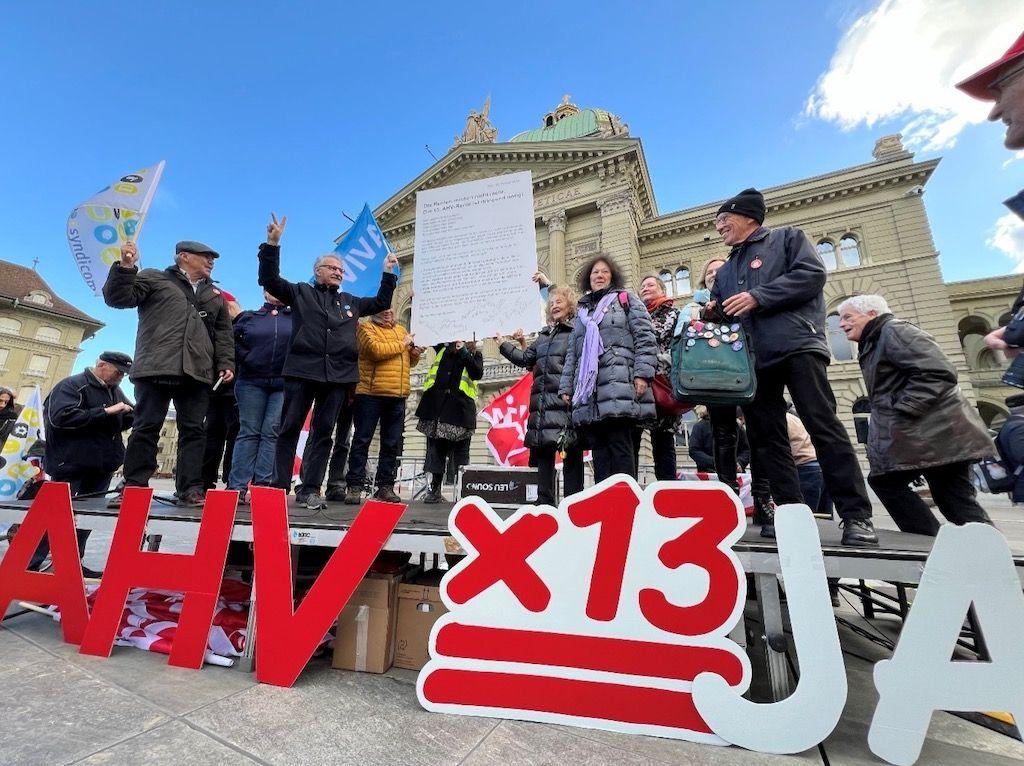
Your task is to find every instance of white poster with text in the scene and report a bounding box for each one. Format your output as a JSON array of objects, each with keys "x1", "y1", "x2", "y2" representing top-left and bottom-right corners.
[{"x1": 412, "y1": 172, "x2": 540, "y2": 346}]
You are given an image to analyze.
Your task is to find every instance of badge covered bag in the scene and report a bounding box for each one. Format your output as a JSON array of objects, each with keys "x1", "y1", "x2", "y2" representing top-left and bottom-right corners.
[{"x1": 670, "y1": 319, "x2": 756, "y2": 405}]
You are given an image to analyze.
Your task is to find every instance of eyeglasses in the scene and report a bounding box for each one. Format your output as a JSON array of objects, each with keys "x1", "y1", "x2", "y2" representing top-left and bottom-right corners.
[
  {"x1": 990, "y1": 61, "x2": 1024, "y2": 92},
  {"x1": 714, "y1": 213, "x2": 734, "y2": 226},
  {"x1": 317, "y1": 264, "x2": 343, "y2": 273}
]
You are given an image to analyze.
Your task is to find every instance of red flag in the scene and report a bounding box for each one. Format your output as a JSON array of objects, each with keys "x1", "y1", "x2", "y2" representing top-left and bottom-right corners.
[{"x1": 481, "y1": 372, "x2": 533, "y2": 466}]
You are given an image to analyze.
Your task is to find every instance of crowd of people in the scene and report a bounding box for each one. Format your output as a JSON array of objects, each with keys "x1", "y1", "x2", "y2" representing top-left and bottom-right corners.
[{"x1": 5, "y1": 29, "x2": 1023, "y2": 573}]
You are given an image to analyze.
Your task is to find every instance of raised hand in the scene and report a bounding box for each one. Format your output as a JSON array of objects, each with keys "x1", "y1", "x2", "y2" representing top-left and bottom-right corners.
[
  {"x1": 120, "y1": 240, "x2": 139, "y2": 268},
  {"x1": 267, "y1": 212, "x2": 287, "y2": 246},
  {"x1": 532, "y1": 271, "x2": 551, "y2": 287},
  {"x1": 384, "y1": 253, "x2": 399, "y2": 273},
  {"x1": 512, "y1": 328, "x2": 527, "y2": 349}
]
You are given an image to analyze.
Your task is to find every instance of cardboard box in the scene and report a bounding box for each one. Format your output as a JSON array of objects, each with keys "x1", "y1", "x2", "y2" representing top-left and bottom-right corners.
[
  {"x1": 332, "y1": 572, "x2": 402, "y2": 674},
  {"x1": 393, "y1": 570, "x2": 449, "y2": 671}
]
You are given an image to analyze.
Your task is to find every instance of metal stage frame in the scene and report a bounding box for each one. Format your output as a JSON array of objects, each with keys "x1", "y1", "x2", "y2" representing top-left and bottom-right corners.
[{"x1": 3, "y1": 496, "x2": 1023, "y2": 702}]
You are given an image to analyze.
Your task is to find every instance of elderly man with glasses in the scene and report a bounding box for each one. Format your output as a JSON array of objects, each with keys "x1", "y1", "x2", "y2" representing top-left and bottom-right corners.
[
  {"x1": 104, "y1": 239, "x2": 235, "y2": 508},
  {"x1": 258, "y1": 213, "x2": 398, "y2": 509},
  {"x1": 958, "y1": 31, "x2": 1024, "y2": 358},
  {"x1": 707, "y1": 188, "x2": 878, "y2": 546}
]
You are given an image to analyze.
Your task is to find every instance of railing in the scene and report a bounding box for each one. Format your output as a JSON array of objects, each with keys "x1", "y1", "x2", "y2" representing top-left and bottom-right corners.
[{"x1": 411, "y1": 361, "x2": 525, "y2": 390}]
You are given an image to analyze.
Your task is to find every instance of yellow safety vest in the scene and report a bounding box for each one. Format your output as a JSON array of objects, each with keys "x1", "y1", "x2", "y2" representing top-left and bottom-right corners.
[{"x1": 422, "y1": 347, "x2": 479, "y2": 400}]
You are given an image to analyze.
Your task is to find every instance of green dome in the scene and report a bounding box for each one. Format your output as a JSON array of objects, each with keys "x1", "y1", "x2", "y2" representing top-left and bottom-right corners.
[{"x1": 510, "y1": 104, "x2": 628, "y2": 143}]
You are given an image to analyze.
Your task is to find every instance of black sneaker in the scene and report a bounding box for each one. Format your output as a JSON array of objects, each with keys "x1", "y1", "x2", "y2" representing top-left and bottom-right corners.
[
  {"x1": 176, "y1": 489, "x2": 206, "y2": 508},
  {"x1": 297, "y1": 492, "x2": 327, "y2": 511},
  {"x1": 373, "y1": 486, "x2": 402, "y2": 504},
  {"x1": 344, "y1": 485, "x2": 363, "y2": 505},
  {"x1": 81, "y1": 566, "x2": 104, "y2": 580},
  {"x1": 106, "y1": 493, "x2": 123, "y2": 509},
  {"x1": 324, "y1": 487, "x2": 346, "y2": 502},
  {"x1": 840, "y1": 518, "x2": 879, "y2": 547},
  {"x1": 422, "y1": 487, "x2": 446, "y2": 504}
]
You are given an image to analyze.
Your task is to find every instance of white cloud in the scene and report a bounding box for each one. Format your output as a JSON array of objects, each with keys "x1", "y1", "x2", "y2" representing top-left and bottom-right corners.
[
  {"x1": 806, "y1": 0, "x2": 1024, "y2": 151},
  {"x1": 1003, "y1": 151, "x2": 1024, "y2": 169},
  {"x1": 988, "y1": 213, "x2": 1024, "y2": 273}
]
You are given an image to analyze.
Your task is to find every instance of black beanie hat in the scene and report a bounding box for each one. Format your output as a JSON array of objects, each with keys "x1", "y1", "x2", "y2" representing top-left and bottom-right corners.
[{"x1": 717, "y1": 188, "x2": 766, "y2": 225}]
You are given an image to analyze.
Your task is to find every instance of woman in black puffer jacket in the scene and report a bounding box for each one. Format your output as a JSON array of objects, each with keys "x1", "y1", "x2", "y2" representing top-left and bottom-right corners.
[{"x1": 498, "y1": 275, "x2": 583, "y2": 505}]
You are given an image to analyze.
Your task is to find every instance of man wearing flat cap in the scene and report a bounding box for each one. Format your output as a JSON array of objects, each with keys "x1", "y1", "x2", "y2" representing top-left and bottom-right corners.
[
  {"x1": 103, "y1": 238, "x2": 234, "y2": 507},
  {"x1": 30, "y1": 352, "x2": 135, "y2": 575},
  {"x1": 709, "y1": 188, "x2": 878, "y2": 546}
]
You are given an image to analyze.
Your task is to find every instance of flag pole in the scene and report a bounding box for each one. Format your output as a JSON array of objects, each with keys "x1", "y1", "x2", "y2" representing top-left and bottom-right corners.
[{"x1": 129, "y1": 160, "x2": 166, "y2": 242}]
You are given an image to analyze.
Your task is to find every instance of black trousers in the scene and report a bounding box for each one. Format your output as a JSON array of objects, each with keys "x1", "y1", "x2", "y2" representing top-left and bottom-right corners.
[
  {"x1": 533, "y1": 445, "x2": 585, "y2": 505},
  {"x1": 587, "y1": 418, "x2": 638, "y2": 483},
  {"x1": 123, "y1": 378, "x2": 209, "y2": 495},
  {"x1": 742, "y1": 353, "x2": 871, "y2": 521},
  {"x1": 632, "y1": 428, "x2": 678, "y2": 481},
  {"x1": 29, "y1": 473, "x2": 112, "y2": 569},
  {"x1": 201, "y1": 394, "x2": 239, "y2": 489},
  {"x1": 708, "y1": 405, "x2": 741, "y2": 491},
  {"x1": 868, "y1": 461, "x2": 992, "y2": 536},
  {"x1": 424, "y1": 435, "x2": 473, "y2": 485},
  {"x1": 274, "y1": 378, "x2": 348, "y2": 494},
  {"x1": 345, "y1": 395, "x2": 406, "y2": 488},
  {"x1": 325, "y1": 398, "x2": 356, "y2": 492}
]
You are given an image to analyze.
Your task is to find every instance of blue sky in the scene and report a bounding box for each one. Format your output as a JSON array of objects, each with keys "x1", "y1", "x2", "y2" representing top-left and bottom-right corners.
[{"x1": 2, "y1": 1, "x2": 1023, "y2": 385}]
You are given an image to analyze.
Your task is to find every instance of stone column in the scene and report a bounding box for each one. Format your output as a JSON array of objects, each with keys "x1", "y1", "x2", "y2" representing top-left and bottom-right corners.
[
  {"x1": 544, "y1": 210, "x2": 567, "y2": 285},
  {"x1": 597, "y1": 190, "x2": 640, "y2": 287}
]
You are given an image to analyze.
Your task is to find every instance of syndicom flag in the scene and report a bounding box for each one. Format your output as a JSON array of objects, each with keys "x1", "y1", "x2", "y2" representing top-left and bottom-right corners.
[
  {"x1": 66, "y1": 161, "x2": 165, "y2": 296},
  {"x1": 0, "y1": 385, "x2": 44, "y2": 500}
]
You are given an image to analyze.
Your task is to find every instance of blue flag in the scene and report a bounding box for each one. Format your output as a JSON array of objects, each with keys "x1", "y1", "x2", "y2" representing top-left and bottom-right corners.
[{"x1": 333, "y1": 203, "x2": 397, "y2": 292}]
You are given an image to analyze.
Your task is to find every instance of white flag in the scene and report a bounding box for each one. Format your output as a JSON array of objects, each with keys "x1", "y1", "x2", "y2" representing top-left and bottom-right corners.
[
  {"x1": 0, "y1": 385, "x2": 45, "y2": 500},
  {"x1": 67, "y1": 161, "x2": 165, "y2": 296}
]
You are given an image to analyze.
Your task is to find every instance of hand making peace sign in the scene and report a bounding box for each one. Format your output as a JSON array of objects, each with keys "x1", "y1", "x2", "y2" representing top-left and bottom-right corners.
[{"x1": 266, "y1": 212, "x2": 288, "y2": 246}]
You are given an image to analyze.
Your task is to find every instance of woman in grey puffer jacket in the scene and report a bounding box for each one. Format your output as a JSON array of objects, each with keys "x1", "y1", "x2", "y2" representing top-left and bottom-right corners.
[
  {"x1": 559, "y1": 254, "x2": 658, "y2": 482},
  {"x1": 499, "y1": 276, "x2": 583, "y2": 505}
]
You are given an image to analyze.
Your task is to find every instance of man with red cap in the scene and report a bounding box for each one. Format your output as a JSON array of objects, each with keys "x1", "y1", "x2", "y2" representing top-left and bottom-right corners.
[
  {"x1": 958, "y1": 31, "x2": 1024, "y2": 354},
  {"x1": 956, "y1": 29, "x2": 1024, "y2": 152}
]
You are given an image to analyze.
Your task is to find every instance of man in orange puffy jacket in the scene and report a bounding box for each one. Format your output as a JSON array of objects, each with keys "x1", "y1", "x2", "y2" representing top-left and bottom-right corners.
[{"x1": 341, "y1": 308, "x2": 423, "y2": 504}]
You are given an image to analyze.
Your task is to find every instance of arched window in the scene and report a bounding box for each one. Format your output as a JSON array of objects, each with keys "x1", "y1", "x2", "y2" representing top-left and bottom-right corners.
[
  {"x1": 34, "y1": 326, "x2": 61, "y2": 344},
  {"x1": 675, "y1": 266, "x2": 691, "y2": 296},
  {"x1": 659, "y1": 270, "x2": 674, "y2": 298},
  {"x1": 0, "y1": 317, "x2": 21, "y2": 335},
  {"x1": 853, "y1": 398, "x2": 871, "y2": 444},
  {"x1": 827, "y1": 313, "x2": 855, "y2": 361},
  {"x1": 816, "y1": 240, "x2": 838, "y2": 271},
  {"x1": 839, "y1": 235, "x2": 861, "y2": 267}
]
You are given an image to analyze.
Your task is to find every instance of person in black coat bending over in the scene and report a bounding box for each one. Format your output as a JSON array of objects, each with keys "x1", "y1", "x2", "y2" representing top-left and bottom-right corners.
[
  {"x1": 258, "y1": 213, "x2": 397, "y2": 510},
  {"x1": 709, "y1": 188, "x2": 877, "y2": 546},
  {"x1": 32, "y1": 351, "x2": 134, "y2": 576}
]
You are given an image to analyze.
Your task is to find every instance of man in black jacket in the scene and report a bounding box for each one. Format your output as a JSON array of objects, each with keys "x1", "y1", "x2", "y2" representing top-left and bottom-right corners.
[
  {"x1": 103, "y1": 239, "x2": 235, "y2": 508},
  {"x1": 258, "y1": 213, "x2": 398, "y2": 509},
  {"x1": 31, "y1": 352, "x2": 134, "y2": 575},
  {"x1": 710, "y1": 188, "x2": 877, "y2": 546}
]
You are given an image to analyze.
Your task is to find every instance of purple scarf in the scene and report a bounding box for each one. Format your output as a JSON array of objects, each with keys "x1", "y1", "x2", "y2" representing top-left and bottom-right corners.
[{"x1": 572, "y1": 292, "x2": 618, "y2": 406}]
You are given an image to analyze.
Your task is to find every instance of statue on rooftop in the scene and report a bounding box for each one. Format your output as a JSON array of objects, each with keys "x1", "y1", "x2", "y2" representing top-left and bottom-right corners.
[{"x1": 454, "y1": 95, "x2": 498, "y2": 147}]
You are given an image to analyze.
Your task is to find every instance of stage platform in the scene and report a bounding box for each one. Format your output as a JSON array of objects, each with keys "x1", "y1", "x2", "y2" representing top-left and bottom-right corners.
[{"x1": 3, "y1": 494, "x2": 1024, "y2": 701}]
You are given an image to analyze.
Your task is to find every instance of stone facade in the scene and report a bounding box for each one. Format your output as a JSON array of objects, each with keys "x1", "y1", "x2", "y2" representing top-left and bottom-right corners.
[
  {"x1": 0, "y1": 260, "x2": 103, "y2": 402},
  {"x1": 360, "y1": 110, "x2": 1024, "y2": 474}
]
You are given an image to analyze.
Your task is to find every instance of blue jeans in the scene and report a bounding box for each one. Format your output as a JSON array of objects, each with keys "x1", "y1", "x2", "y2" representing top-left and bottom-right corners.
[
  {"x1": 228, "y1": 378, "x2": 284, "y2": 490},
  {"x1": 345, "y1": 394, "x2": 406, "y2": 488},
  {"x1": 797, "y1": 460, "x2": 824, "y2": 511}
]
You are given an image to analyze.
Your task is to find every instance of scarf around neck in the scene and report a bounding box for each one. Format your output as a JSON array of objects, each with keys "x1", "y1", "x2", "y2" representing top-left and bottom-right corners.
[
  {"x1": 572, "y1": 291, "x2": 619, "y2": 406},
  {"x1": 644, "y1": 295, "x2": 674, "y2": 313}
]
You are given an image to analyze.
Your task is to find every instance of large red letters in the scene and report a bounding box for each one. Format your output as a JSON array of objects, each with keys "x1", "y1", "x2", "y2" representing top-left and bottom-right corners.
[
  {"x1": 249, "y1": 486, "x2": 406, "y2": 687},
  {"x1": 78, "y1": 487, "x2": 237, "y2": 668},
  {"x1": 0, "y1": 482, "x2": 90, "y2": 643}
]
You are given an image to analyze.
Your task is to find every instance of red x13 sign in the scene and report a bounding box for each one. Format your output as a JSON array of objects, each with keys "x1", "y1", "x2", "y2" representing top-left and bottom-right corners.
[{"x1": 417, "y1": 475, "x2": 750, "y2": 743}]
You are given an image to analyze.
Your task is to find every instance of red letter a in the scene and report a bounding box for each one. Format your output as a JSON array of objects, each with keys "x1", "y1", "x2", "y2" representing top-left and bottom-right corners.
[
  {"x1": 0, "y1": 482, "x2": 89, "y2": 643},
  {"x1": 78, "y1": 487, "x2": 237, "y2": 669},
  {"x1": 250, "y1": 487, "x2": 406, "y2": 687}
]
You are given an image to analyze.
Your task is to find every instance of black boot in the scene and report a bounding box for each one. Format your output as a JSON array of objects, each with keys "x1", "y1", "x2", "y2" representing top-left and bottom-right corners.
[
  {"x1": 752, "y1": 491, "x2": 776, "y2": 539},
  {"x1": 423, "y1": 473, "x2": 446, "y2": 504}
]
